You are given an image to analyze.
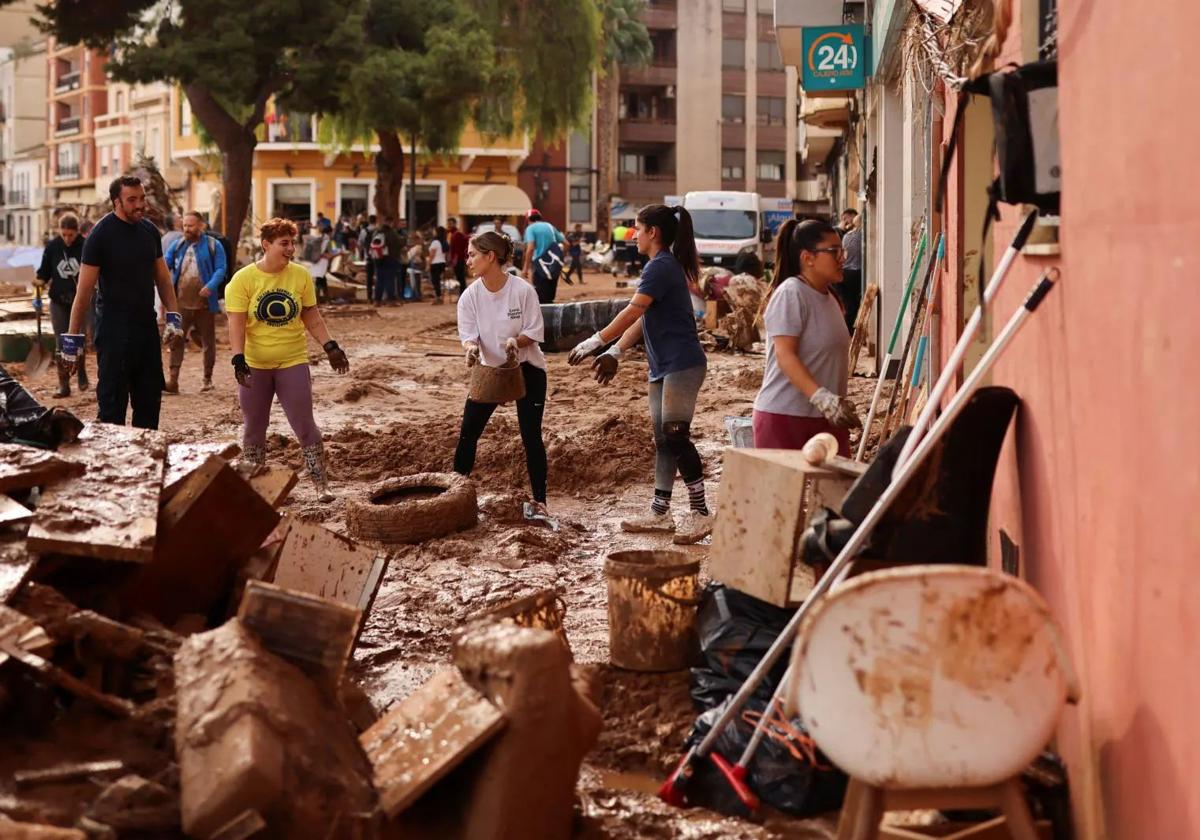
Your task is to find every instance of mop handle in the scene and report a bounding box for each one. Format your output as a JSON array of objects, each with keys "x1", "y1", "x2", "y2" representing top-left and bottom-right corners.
[
  {"x1": 885, "y1": 229, "x2": 928, "y2": 354},
  {"x1": 695, "y1": 269, "x2": 1058, "y2": 761},
  {"x1": 854, "y1": 229, "x2": 929, "y2": 461},
  {"x1": 896, "y1": 209, "x2": 1039, "y2": 469}
]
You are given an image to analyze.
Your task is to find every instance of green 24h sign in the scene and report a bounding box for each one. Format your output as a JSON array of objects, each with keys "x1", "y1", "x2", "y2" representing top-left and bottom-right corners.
[{"x1": 802, "y1": 25, "x2": 867, "y2": 92}]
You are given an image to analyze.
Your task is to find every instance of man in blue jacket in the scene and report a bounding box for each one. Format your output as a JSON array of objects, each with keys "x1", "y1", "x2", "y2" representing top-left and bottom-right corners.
[{"x1": 163, "y1": 211, "x2": 226, "y2": 392}]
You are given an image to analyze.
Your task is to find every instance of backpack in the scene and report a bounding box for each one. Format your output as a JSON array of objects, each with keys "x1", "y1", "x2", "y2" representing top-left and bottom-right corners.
[
  {"x1": 369, "y1": 231, "x2": 388, "y2": 260},
  {"x1": 533, "y1": 242, "x2": 565, "y2": 284},
  {"x1": 206, "y1": 233, "x2": 236, "y2": 298}
]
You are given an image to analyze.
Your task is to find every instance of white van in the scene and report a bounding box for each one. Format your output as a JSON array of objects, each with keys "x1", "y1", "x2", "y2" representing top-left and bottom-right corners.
[{"x1": 682, "y1": 191, "x2": 769, "y2": 268}]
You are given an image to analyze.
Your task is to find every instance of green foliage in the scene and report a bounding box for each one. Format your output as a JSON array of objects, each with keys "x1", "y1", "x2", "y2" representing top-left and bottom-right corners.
[{"x1": 599, "y1": 0, "x2": 652, "y2": 69}]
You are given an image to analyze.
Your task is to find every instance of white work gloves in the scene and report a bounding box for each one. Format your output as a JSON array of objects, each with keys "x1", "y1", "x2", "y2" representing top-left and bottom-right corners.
[
  {"x1": 464, "y1": 342, "x2": 481, "y2": 368},
  {"x1": 504, "y1": 337, "x2": 520, "y2": 363},
  {"x1": 567, "y1": 331, "x2": 605, "y2": 365},
  {"x1": 811, "y1": 387, "x2": 862, "y2": 429}
]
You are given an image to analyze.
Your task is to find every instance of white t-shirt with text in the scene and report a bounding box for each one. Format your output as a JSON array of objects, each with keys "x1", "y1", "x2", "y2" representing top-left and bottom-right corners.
[{"x1": 457, "y1": 274, "x2": 547, "y2": 369}]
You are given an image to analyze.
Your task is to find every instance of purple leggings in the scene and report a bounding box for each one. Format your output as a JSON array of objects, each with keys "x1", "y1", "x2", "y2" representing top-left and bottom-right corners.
[{"x1": 238, "y1": 363, "x2": 322, "y2": 448}]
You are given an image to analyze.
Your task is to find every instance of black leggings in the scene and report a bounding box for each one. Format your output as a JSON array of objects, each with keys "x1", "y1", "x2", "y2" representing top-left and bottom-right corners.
[
  {"x1": 430, "y1": 263, "x2": 445, "y2": 298},
  {"x1": 454, "y1": 363, "x2": 548, "y2": 502}
]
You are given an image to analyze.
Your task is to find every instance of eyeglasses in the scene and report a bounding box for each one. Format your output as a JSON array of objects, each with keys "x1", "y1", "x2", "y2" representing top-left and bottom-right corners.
[{"x1": 810, "y1": 247, "x2": 845, "y2": 258}]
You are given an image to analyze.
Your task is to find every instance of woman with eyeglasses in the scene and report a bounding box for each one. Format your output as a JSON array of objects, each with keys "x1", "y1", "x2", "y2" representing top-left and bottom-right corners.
[{"x1": 752, "y1": 218, "x2": 860, "y2": 453}]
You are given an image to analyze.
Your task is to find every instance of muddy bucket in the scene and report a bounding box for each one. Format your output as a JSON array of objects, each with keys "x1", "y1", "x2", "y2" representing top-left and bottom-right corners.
[
  {"x1": 468, "y1": 360, "x2": 526, "y2": 403},
  {"x1": 604, "y1": 550, "x2": 700, "y2": 672}
]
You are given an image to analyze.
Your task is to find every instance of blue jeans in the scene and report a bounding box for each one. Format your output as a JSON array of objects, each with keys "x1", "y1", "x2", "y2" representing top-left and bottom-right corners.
[
  {"x1": 648, "y1": 362, "x2": 707, "y2": 491},
  {"x1": 374, "y1": 258, "x2": 399, "y2": 302}
]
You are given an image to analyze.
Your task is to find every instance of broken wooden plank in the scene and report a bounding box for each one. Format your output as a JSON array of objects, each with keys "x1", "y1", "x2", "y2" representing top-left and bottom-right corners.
[
  {"x1": 0, "y1": 609, "x2": 134, "y2": 717},
  {"x1": 0, "y1": 821, "x2": 87, "y2": 839},
  {"x1": 246, "y1": 465, "x2": 298, "y2": 509},
  {"x1": 273, "y1": 517, "x2": 388, "y2": 612},
  {"x1": 123, "y1": 455, "x2": 279, "y2": 624},
  {"x1": 0, "y1": 494, "x2": 33, "y2": 526},
  {"x1": 0, "y1": 443, "x2": 85, "y2": 493},
  {"x1": 162, "y1": 441, "x2": 241, "y2": 502},
  {"x1": 360, "y1": 667, "x2": 506, "y2": 818},
  {"x1": 0, "y1": 536, "x2": 33, "y2": 604},
  {"x1": 14, "y1": 760, "x2": 125, "y2": 789},
  {"x1": 208, "y1": 810, "x2": 267, "y2": 840},
  {"x1": 237, "y1": 581, "x2": 361, "y2": 690},
  {"x1": 25, "y1": 423, "x2": 166, "y2": 563}
]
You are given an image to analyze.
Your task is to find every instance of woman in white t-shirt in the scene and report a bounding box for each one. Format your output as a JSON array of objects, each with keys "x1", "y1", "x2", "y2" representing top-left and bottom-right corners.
[
  {"x1": 454, "y1": 230, "x2": 550, "y2": 514},
  {"x1": 427, "y1": 226, "x2": 448, "y2": 304},
  {"x1": 752, "y1": 219, "x2": 861, "y2": 454}
]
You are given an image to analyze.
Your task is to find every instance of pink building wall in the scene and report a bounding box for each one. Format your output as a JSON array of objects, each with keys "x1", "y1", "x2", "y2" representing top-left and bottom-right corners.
[{"x1": 939, "y1": 2, "x2": 1200, "y2": 837}]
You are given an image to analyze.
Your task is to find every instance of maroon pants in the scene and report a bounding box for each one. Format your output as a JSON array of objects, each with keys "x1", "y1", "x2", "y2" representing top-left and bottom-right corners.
[{"x1": 751, "y1": 409, "x2": 850, "y2": 456}]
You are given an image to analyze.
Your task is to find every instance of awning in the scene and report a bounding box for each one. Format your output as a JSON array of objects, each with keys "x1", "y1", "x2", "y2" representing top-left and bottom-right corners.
[{"x1": 458, "y1": 184, "x2": 532, "y2": 217}]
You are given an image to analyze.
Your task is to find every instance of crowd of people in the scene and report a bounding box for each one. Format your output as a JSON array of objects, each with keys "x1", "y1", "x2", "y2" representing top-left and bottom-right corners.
[{"x1": 34, "y1": 173, "x2": 863, "y2": 527}]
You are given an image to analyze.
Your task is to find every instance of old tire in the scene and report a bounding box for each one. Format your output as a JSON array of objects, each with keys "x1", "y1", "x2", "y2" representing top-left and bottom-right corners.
[{"x1": 345, "y1": 472, "x2": 478, "y2": 544}]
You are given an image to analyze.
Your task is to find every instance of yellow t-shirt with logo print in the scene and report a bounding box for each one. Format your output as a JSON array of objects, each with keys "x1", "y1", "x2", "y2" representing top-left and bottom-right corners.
[{"x1": 225, "y1": 261, "x2": 317, "y2": 369}]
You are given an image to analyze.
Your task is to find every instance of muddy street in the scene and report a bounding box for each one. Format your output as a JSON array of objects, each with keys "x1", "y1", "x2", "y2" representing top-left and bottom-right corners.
[{"x1": 29, "y1": 272, "x2": 870, "y2": 837}]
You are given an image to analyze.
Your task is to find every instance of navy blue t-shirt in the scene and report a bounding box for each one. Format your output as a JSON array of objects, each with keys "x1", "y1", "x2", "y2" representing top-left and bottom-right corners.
[
  {"x1": 636, "y1": 251, "x2": 706, "y2": 381},
  {"x1": 81, "y1": 212, "x2": 162, "y2": 328}
]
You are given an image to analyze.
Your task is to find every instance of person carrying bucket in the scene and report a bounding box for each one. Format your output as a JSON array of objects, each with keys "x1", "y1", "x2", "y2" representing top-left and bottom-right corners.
[
  {"x1": 567, "y1": 204, "x2": 712, "y2": 545},
  {"x1": 752, "y1": 219, "x2": 860, "y2": 453},
  {"x1": 454, "y1": 230, "x2": 550, "y2": 518}
]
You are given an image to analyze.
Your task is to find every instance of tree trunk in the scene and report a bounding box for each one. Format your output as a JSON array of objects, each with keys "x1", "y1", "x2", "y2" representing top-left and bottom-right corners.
[
  {"x1": 183, "y1": 83, "x2": 267, "y2": 249},
  {"x1": 594, "y1": 61, "x2": 621, "y2": 241},
  {"x1": 373, "y1": 129, "x2": 404, "y2": 220}
]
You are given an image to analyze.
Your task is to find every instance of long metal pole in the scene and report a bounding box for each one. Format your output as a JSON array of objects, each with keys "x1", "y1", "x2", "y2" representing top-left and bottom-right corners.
[
  {"x1": 895, "y1": 209, "x2": 1039, "y2": 469},
  {"x1": 683, "y1": 268, "x2": 1059, "y2": 768}
]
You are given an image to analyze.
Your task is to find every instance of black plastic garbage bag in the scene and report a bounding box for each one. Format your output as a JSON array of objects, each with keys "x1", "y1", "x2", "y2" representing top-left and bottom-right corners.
[
  {"x1": 684, "y1": 694, "x2": 847, "y2": 818},
  {"x1": 0, "y1": 364, "x2": 83, "y2": 449},
  {"x1": 690, "y1": 583, "x2": 796, "y2": 711}
]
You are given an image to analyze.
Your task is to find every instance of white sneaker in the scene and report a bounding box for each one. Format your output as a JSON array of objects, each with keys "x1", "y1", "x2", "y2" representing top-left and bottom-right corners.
[
  {"x1": 620, "y1": 511, "x2": 676, "y2": 533},
  {"x1": 672, "y1": 510, "x2": 714, "y2": 545}
]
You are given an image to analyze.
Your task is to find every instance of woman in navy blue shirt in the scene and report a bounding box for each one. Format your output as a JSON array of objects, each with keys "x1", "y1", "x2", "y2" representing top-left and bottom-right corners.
[{"x1": 568, "y1": 204, "x2": 711, "y2": 544}]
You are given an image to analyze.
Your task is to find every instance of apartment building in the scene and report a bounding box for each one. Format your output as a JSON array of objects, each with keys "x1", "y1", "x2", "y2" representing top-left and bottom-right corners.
[
  {"x1": 1, "y1": 41, "x2": 48, "y2": 244},
  {"x1": 45, "y1": 40, "x2": 107, "y2": 208},
  {"x1": 523, "y1": 0, "x2": 815, "y2": 233},
  {"x1": 93, "y1": 79, "x2": 185, "y2": 197}
]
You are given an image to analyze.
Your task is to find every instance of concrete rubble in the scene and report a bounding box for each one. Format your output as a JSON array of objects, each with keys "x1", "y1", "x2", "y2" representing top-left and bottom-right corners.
[{"x1": 0, "y1": 420, "x2": 602, "y2": 838}]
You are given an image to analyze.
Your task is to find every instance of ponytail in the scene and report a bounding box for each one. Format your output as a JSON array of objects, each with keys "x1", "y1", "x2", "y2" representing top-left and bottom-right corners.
[
  {"x1": 635, "y1": 203, "x2": 700, "y2": 285},
  {"x1": 772, "y1": 218, "x2": 801, "y2": 290},
  {"x1": 771, "y1": 218, "x2": 839, "y2": 291}
]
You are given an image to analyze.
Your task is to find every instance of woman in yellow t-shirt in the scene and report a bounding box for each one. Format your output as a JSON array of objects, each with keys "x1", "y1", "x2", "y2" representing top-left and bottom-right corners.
[{"x1": 225, "y1": 218, "x2": 350, "y2": 502}]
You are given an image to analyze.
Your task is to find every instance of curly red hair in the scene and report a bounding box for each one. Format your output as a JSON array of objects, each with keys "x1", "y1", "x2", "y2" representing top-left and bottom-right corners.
[{"x1": 260, "y1": 217, "x2": 299, "y2": 243}]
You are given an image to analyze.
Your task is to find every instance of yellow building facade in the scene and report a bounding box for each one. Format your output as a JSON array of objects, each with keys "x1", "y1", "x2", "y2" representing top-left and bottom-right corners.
[{"x1": 168, "y1": 90, "x2": 533, "y2": 232}]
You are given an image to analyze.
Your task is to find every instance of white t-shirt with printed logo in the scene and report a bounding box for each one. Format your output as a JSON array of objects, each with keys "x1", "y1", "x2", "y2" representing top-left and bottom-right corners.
[{"x1": 456, "y1": 274, "x2": 546, "y2": 369}]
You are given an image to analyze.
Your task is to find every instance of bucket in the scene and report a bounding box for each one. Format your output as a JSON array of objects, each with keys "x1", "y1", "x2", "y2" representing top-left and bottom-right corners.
[
  {"x1": 468, "y1": 360, "x2": 526, "y2": 403},
  {"x1": 604, "y1": 550, "x2": 700, "y2": 671}
]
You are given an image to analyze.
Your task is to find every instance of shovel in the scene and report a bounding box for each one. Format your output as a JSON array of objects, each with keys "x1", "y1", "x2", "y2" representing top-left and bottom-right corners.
[{"x1": 24, "y1": 290, "x2": 53, "y2": 380}]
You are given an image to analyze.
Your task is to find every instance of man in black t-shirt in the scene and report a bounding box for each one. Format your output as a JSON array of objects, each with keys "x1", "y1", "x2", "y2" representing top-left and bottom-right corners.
[
  {"x1": 35, "y1": 213, "x2": 86, "y2": 397},
  {"x1": 61, "y1": 176, "x2": 183, "y2": 430}
]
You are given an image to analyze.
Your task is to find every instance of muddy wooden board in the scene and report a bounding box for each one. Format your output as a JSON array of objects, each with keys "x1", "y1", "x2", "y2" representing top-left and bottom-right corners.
[
  {"x1": 360, "y1": 667, "x2": 506, "y2": 818},
  {"x1": 237, "y1": 580, "x2": 361, "y2": 689},
  {"x1": 0, "y1": 443, "x2": 85, "y2": 493},
  {"x1": 25, "y1": 423, "x2": 166, "y2": 563},
  {"x1": 0, "y1": 536, "x2": 34, "y2": 604},
  {"x1": 0, "y1": 604, "x2": 53, "y2": 667},
  {"x1": 162, "y1": 441, "x2": 241, "y2": 501},
  {"x1": 246, "y1": 465, "x2": 298, "y2": 508},
  {"x1": 272, "y1": 517, "x2": 388, "y2": 611},
  {"x1": 0, "y1": 493, "x2": 33, "y2": 526}
]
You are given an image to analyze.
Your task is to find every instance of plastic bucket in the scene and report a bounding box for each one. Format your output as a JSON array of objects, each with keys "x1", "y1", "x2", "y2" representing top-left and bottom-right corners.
[
  {"x1": 468, "y1": 360, "x2": 526, "y2": 404},
  {"x1": 604, "y1": 550, "x2": 700, "y2": 672}
]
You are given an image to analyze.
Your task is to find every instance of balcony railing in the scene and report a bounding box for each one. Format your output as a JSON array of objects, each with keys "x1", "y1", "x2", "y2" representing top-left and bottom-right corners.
[
  {"x1": 6, "y1": 191, "x2": 28, "y2": 206},
  {"x1": 55, "y1": 116, "x2": 81, "y2": 136},
  {"x1": 56, "y1": 163, "x2": 81, "y2": 181},
  {"x1": 54, "y1": 70, "x2": 81, "y2": 94}
]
